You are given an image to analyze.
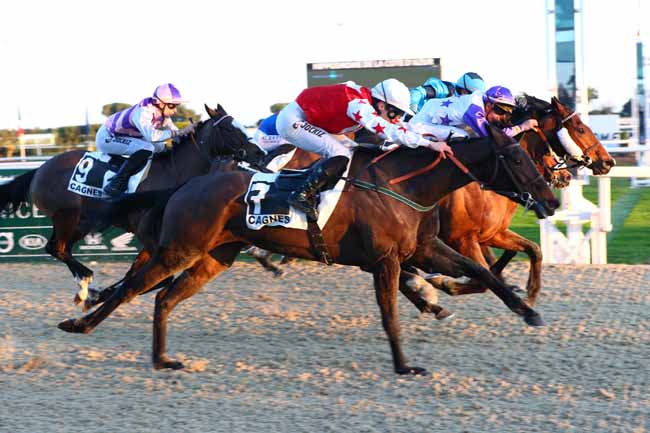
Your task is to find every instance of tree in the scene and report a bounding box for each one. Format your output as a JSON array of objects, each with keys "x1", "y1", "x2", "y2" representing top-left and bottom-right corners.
[
  {"x1": 589, "y1": 105, "x2": 616, "y2": 115},
  {"x1": 100, "y1": 102, "x2": 199, "y2": 124},
  {"x1": 588, "y1": 87, "x2": 599, "y2": 103},
  {"x1": 101, "y1": 103, "x2": 131, "y2": 117},
  {"x1": 270, "y1": 103, "x2": 288, "y2": 114},
  {"x1": 173, "y1": 105, "x2": 200, "y2": 123},
  {"x1": 620, "y1": 99, "x2": 632, "y2": 117}
]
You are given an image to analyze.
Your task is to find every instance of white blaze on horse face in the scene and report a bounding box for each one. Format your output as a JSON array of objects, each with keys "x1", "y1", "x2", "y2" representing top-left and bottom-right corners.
[
  {"x1": 406, "y1": 274, "x2": 439, "y2": 305},
  {"x1": 557, "y1": 128, "x2": 583, "y2": 158}
]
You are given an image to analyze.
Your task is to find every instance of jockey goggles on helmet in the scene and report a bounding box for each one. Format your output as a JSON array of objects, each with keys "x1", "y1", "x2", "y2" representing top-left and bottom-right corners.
[{"x1": 492, "y1": 103, "x2": 514, "y2": 115}]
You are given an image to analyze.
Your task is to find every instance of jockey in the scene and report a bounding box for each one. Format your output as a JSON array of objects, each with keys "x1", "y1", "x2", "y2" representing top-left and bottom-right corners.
[
  {"x1": 252, "y1": 113, "x2": 289, "y2": 152},
  {"x1": 95, "y1": 83, "x2": 196, "y2": 197},
  {"x1": 409, "y1": 85, "x2": 538, "y2": 141},
  {"x1": 409, "y1": 72, "x2": 486, "y2": 114},
  {"x1": 276, "y1": 78, "x2": 453, "y2": 220}
]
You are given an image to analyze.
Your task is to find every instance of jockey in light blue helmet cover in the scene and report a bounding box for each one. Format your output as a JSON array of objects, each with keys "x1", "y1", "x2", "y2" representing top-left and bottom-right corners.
[
  {"x1": 455, "y1": 72, "x2": 486, "y2": 95},
  {"x1": 410, "y1": 72, "x2": 486, "y2": 114}
]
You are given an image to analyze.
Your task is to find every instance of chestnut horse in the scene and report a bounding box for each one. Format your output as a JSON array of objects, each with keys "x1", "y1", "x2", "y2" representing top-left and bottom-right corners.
[
  {"x1": 435, "y1": 96, "x2": 615, "y2": 306},
  {"x1": 0, "y1": 105, "x2": 265, "y2": 304},
  {"x1": 59, "y1": 125, "x2": 559, "y2": 374}
]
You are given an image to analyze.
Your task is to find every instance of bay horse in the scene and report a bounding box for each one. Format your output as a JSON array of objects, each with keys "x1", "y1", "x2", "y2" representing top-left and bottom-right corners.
[
  {"x1": 59, "y1": 124, "x2": 559, "y2": 374},
  {"x1": 0, "y1": 104, "x2": 265, "y2": 304},
  {"x1": 82, "y1": 96, "x2": 583, "y2": 313},
  {"x1": 434, "y1": 96, "x2": 615, "y2": 306}
]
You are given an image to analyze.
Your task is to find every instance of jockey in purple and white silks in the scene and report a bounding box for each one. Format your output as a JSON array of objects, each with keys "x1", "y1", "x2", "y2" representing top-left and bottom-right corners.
[
  {"x1": 95, "y1": 83, "x2": 196, "y2": 197},
  {"x1": 409, "y1": 72, "x2": 486, "y2": 114},
  {"x1": 409, "y1": 85, "x2": 538, "y2": 141}
]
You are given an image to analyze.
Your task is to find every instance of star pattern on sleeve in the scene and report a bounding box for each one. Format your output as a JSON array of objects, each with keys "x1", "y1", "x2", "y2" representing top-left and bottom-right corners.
[
  {"x1": 373, "y1": 123, "x2": 386, "y2": 134},
  {"x1": 398, "y1": 126, "x2": 408, "y2": 133},
  {"x1": 353, "y1": 111, "x2": 363, "y2": 121},
  {"x1": 440, "y1": 115, "x2": 451, "y2": 125},
  {"x1": 441, "y1": 100, "x2": 453, "y2": 107}
]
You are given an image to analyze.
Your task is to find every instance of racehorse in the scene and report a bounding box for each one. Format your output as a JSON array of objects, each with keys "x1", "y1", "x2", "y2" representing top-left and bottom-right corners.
[
  {"x1": 0, "y1": 105, "x2": 265, "y2": 304},
  {"x1": 58, "y1": 124, "x2": 559, "y2": 374},
  {"x1": 84, "y1": 96, "x2": 592, "y2": 313},
  {"x1": 435, "y1": 96, "x2": 615, "y2": 306}
]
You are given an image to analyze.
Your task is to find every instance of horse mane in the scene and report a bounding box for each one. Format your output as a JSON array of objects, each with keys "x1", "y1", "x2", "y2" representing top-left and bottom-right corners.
[
  {"x1": 150, "y1": 118, "x2": 210, "y2": 163},
  {"x1": 354, "y1": 135, "x2": 491, "y2": 161},
  {"x1": 512, "y1": 94, "x2": 553, "y2": 124}
]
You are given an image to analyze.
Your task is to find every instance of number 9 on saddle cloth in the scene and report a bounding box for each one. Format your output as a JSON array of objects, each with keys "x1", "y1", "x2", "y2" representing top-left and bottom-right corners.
[{"x1": 67, "y1": 151, "x2": 152, "y2": 199}]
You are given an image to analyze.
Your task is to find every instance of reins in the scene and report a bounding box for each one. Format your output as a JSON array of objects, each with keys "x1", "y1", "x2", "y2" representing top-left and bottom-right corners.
[{"x1": 346, "y1": 141, "x2": 542, "y2": 213}]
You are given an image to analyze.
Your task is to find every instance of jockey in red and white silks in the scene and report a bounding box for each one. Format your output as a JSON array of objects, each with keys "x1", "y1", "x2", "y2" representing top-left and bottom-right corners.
[
  {"x1": 409, "y1": 85, "x2": 539, "y2": 140},
  {"x1": 276, "y1": 79, "x2": 453, "y2": 221},
  {"x1": 276, "y1": 80, "x2": 450, "y2": 159}
]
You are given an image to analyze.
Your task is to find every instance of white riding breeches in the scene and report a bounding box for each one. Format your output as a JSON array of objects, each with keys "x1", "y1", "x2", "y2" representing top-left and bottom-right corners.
[
  {"x1": 276, "y1": 101, "x2": 355, "y2": 159},
  {"x1": 95, "y1": 125, "x2": 164, "y2": 156}
]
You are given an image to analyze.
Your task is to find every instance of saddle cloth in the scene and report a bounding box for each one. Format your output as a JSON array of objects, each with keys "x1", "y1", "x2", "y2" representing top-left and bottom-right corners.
[
  {"x1": 244, "y1": 159, "x2": 351, "y2": 231},
  {"x1": 67, "y1": 151, "x2": 151, "y2": 199}
]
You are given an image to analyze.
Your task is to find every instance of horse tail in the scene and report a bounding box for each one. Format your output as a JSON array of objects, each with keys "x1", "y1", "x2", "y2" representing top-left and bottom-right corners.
[{"x1": 0, "y1": 170, "x2": 36, "y2": 215}]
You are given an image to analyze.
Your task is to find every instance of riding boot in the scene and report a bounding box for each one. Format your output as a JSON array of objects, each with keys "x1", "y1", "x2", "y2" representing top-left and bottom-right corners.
[
  {"x1": 104, "y1": 149, "x2": 153, "y2": 198},
  {"x1": 288, "y1": 155, "x2": 349, "y2": 221}
]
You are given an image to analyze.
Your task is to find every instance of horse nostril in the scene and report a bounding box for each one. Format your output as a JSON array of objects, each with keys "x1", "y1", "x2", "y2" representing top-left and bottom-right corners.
[{"x1": 550, "y1": 198, "x2": 560, "y2": 209}]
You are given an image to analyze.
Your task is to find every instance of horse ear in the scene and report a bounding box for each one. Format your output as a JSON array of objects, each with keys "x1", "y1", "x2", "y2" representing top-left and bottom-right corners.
[
  {"x1": 205, "y1": 104, "x2": 219, "y2": 118},
  {"x1": 551, "y1": 96, "x2": 561, "y2": 110},
  {"x1": 217, "y1": 104, "x2": 228, "y2": 116}
]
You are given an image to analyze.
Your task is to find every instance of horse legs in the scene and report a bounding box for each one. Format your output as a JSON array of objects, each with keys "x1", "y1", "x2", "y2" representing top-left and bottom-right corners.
[
  {"x1": 45, "y1": 208, "x2": 95, "y2": 304},
  {"x1": 58, "y1": 245, "x2": 198, "y2": 334},
  {"x1": 371, "y1": 257, "x2": 426, "y2": 375},
  {"x1": 153, "y1": 243, "x2": 243, "y2": 370},
  {"x1": 398, "y1": 267, "x2": 454, "y2": 320},
  {"x1": 486, "y1": 230, "x2": 543, "y2": 306},
  {"x1": 83, "y1": 248, "x2": 174, "y2": 310},
  {"x1": 408, "y1": 238, "x2": 544, "y2": 326},
  {"x1": 245, "y1": 246, "x2": 285, "y2": 277}
]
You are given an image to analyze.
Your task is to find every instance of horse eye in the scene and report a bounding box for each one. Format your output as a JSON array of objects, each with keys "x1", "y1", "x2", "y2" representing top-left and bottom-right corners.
[{"x1": 578, "y1": 127, "x2": 585, "y2": 134}]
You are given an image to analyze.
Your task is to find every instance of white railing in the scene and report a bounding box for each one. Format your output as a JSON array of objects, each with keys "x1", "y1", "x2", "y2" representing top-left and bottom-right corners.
[{"x1": 540, "y1": 166, "x2": 650, "y2": 264}]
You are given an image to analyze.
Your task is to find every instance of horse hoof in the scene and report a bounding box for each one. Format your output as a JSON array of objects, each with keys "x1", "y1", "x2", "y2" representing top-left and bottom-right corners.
[
  {"x1": 154, "y1": 359, "x2": 185, "y2": 370},
  {"x1": 396, "y1": 366, "x2": 428, "y2": 375},
  {"x1": 435, "y1": 308, "x2": 455, "y2": 321},
  {"x1": 73, "y1": 294, "x2": 82, "y2": 305},
  {"x1": 272, "y1": 269, "x2": 285, "y2": 278},
  {"x1": 524, "y1": 312, "x2": 546, "y2": 327},
  {"x1": 57, "y1": 318, "x2": 90, "y2": 334}
]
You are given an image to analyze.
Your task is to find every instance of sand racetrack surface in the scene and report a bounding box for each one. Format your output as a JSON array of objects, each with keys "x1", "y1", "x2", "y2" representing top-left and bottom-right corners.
[{"x1": 1, "y1": 260, "x2": 649, "y2": 432}]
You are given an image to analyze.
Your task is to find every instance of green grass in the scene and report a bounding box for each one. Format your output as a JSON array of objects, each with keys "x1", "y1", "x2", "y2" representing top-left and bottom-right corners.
[{"x1": 506, "y1": 177, "x2": 650, "y2": 264}]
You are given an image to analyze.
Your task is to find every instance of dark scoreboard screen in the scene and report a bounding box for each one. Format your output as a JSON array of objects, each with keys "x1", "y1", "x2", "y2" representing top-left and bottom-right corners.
[{"x1": 306, "y1": 58, "x2": 441, "y2": 89}]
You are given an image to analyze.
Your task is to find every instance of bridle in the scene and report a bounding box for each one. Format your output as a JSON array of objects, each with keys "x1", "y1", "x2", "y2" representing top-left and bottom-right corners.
[
  {"x1": 188, "y1": 114, "x2": 269, "y2": 172},
  {"x1": 347, "y1": 139, "x2": 545, "y2": 213},
  {"x1": 534, "y1": 108, "x2": 593, "y2": 171}
]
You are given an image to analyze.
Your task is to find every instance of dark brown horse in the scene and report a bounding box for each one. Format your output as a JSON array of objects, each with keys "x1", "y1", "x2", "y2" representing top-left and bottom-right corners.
[
  {"x1": 85, "y1": 96, "x2": 579, "y2": 313},
  {"x1": 0, "y1": 105, "x2": 265, "y2": 304},
  {"x1": 434, "y1": 96, "x2": 615, "y2": 306},
  {"x1": 59, "y1": 125, "x2": 559, "y2": 374}
]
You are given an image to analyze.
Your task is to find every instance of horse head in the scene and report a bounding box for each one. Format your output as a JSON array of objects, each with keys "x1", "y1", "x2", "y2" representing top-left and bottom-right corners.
[
  {"x1": 549, "y1": 97, "x2": 615, "y2": 175},
  {"x1": 485, "y1": 123, "x2": 560, "y2": 218},
  {"x1": 192, "y1": 104, "x2": 266, "y2": 165},
  {"x1": 513, "y1": 95, "x2": 572, "y2": 188}
]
